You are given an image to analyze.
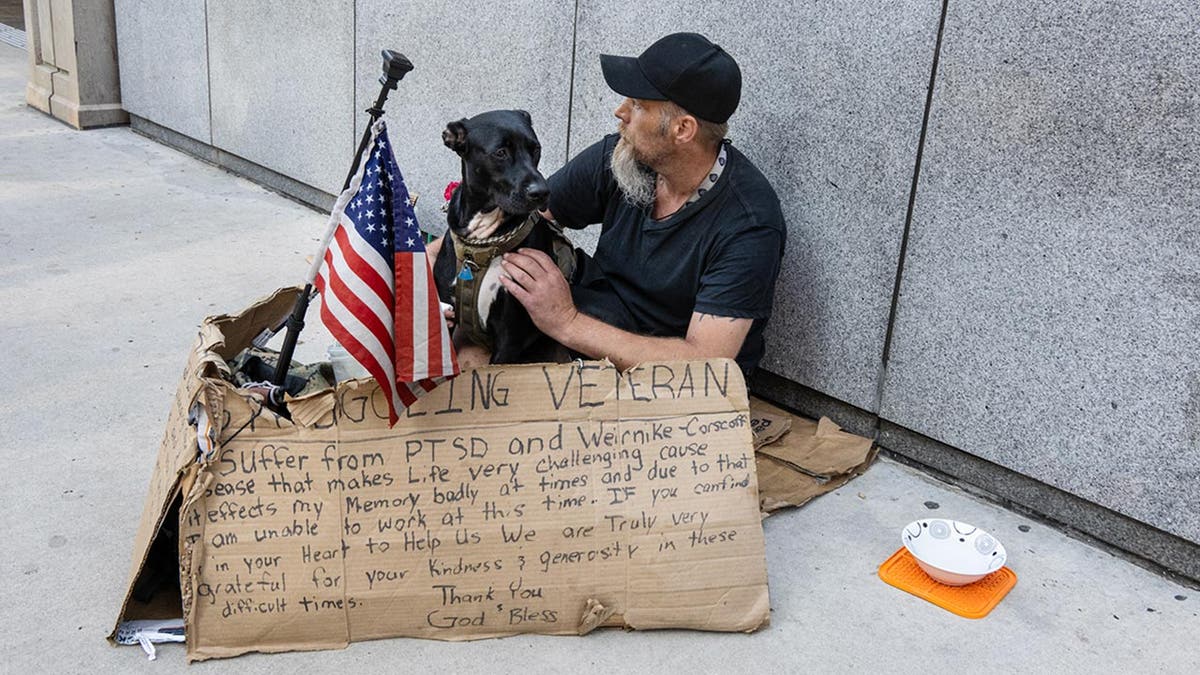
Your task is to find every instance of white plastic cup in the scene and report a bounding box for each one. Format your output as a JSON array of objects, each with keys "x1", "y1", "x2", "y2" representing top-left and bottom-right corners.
[{"x1": 327, "y1": 343, "x2": 370, "y2": 382}]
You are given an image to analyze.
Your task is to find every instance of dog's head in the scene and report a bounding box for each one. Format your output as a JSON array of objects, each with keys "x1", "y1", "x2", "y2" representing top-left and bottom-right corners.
[{"x1": 443, "y1": 109, "x2": 548, "y2": 221}]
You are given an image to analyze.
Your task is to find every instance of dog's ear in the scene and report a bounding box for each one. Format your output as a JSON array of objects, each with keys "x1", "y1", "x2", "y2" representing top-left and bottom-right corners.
[
  {"x1": 442, "y1": 119, "x2": 469, "y2": 156},
  {"x1": 516, "y1": 109, "x2": 533, "y2": 128}
]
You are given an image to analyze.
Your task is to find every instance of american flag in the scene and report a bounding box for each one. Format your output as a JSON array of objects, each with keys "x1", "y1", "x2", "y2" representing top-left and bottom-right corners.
[{"x1": 312, "y1": 121, "x2": 458, "y2": 425}]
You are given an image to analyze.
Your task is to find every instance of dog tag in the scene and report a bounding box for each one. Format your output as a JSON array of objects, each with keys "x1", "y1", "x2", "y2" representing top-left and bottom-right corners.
[{"x1": 459, "y1": 266, "x2": 474, "y2": 281}]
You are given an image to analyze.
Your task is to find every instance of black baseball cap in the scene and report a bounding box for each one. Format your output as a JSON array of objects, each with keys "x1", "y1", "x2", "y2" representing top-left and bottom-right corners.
[{"x1": 600, "y1": 32, "x2": 741, "y2": 124}]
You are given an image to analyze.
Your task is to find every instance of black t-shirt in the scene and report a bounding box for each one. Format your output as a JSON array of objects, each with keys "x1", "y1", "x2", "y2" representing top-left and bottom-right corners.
[{"x1": 547, "y1": 134, "x2": 786, "y2": 375}]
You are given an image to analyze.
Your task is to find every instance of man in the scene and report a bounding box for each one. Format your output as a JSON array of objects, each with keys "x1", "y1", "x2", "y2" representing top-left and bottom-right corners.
[{"x1": 466, "y1": 32, "x2": 786, "y2": 375}]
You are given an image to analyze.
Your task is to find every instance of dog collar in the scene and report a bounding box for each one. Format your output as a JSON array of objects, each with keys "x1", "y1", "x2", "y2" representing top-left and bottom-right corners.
[{"x1": 450, "y1": 212, "x2": 539, "y2": 267}]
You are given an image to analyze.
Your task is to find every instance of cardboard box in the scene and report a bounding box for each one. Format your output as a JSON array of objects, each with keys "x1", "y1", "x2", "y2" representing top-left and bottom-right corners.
[{"x1": 112, "y1": 288, "x2": 770, "y2": 661}]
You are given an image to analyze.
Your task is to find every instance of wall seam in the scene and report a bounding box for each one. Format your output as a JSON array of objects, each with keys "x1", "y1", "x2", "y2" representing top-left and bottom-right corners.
[
  {"x1": 44, "y1": 0, "x2": 58, "y2": 99},
  {"x1": 351, "y1": 0, "x2": 357, "y2": 155},
  {"x1": 202, "y1": 0, "x2": 213, "y2": 144},
  {"x1": 873, "y1": 0, "x2": 952, "y2": 429},
  {"x1": 564, "y1": 0, "x2": 580, "y2": 163}
]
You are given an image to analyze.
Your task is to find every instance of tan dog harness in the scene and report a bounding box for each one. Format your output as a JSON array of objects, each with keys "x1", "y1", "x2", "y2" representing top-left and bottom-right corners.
[{"x1": 449, "y1": 214, "x2": 575, "y2": 350}]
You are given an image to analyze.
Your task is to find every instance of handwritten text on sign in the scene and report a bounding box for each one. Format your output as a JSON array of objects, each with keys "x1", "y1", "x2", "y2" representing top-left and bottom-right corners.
[{"x1": 181, "y1": 360, "x2": 768, "y2": 653}]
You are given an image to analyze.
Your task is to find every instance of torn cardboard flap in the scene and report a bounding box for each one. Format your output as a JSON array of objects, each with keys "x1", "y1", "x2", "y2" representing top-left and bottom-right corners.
[
  {"x1": 748, "y1": 404, "x2": 792, "y2": 449},
  {"x1": 114, "y1": 289, "x2": 302, "y2": 634},
  {"x1": 115, "y1": 289, "x2": 770, "y2": 661},
  {"x1": 749, "y1": 398, "x2": 876, "y2": 514},
  {"x1": 755, "y1": 416, "x2": 872, "y2": 478},
  {"x1": 577, "y1": 598, "x2": 616, "y2": 635},
  {"x1": 755, "y1": 454, "x2": 863, "y2": 514},
  {"x1": 286, "y1": 385, "x2": 339, "y2": 428}
]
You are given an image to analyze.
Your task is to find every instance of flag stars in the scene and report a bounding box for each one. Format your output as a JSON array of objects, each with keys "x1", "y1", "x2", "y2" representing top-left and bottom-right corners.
[{"x1": 341, "y1": 132, "x2": 429, "y2": 259}]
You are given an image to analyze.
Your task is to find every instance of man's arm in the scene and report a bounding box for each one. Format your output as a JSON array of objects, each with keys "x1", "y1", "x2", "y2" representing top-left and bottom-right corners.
[
  {"x1": 499, "y1": 248, "x2": 751, "y2": 371},
  {"x1": 557, "y1": 310, "x2": 751, "y2": 371}
]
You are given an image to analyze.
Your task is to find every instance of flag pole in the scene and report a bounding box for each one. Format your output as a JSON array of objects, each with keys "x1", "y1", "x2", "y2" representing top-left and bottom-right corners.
[{"x1": 271, "y1": 50, "x2": 414, "y2": 393}]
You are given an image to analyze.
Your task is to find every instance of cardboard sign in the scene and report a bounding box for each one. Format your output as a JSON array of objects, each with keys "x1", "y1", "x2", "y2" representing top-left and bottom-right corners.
[{"x1": 113, "y1": 289, "x2": 770, "y2": 661}]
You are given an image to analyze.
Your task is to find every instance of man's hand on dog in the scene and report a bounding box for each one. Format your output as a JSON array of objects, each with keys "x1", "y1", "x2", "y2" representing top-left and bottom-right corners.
[{"x1": 499, "y1": 248, "x2": 577, "y2": 339}]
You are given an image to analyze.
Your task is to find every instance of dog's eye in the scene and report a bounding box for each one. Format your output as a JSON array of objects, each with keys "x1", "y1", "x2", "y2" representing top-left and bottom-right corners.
[{"x1": 492, "y1": 148, "x2": 509, "y2": 160}]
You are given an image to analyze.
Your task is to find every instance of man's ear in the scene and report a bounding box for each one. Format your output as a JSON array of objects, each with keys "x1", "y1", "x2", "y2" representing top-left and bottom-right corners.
[
  {"x1": 442, "y1": 119, "x2": 469, "y2": 156},
  {"x1": 673, "y1": 114, "x2": 698, "y2": 145}
]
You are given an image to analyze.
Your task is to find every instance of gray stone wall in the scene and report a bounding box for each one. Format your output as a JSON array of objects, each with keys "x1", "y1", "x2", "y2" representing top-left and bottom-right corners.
[
  {"x1": 206, "y1": 1, "x2": 356, "y2": 194},
  {"x1": 881, "y1": 0, "x2": 1200, "y2": 543},
  {"x1": 353, "y1": 0, "x2": 575, "y2": 234},
  {"x1": 112, "y1": 2, "x2": 1200, "y2": 551},
  {"x1": 114, "y1": 0, "x2": 210, "y2": 142}
]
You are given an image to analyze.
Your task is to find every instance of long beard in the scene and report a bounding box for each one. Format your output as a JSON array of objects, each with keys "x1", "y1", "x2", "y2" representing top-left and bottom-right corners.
[{"x1": 611, "y1": 137, "x2": 656, "y2": 209}]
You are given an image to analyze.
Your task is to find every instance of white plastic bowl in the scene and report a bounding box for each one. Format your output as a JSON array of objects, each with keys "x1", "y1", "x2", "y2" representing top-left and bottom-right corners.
[
  {"x1": 901, "y1": 519, "x2": 1007, "y2": 586},
  {"x1": 327, "y1": 343, "x2": 369, "y2": 382}
]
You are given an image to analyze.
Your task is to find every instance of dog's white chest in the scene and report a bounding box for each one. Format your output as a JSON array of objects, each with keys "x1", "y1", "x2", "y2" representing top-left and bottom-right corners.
[{"x1": 476, "y1": 257, "x2": 505, "y2": 329}]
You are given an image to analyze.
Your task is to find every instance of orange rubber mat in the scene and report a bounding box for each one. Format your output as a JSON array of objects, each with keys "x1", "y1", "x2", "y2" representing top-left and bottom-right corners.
[{"x1": 878, "y1": 547, "x2": 1017, "y2": 619}]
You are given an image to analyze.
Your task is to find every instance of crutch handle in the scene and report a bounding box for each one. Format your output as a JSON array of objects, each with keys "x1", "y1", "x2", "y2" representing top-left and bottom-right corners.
[{"x1": 380, "y1": 50, "x2": 414, "y2": 88}]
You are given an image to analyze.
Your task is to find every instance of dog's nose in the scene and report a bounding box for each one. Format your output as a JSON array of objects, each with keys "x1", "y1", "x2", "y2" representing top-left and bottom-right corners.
[{"x1": 525, "y1": 183, "x2": 549, "y2": 205}]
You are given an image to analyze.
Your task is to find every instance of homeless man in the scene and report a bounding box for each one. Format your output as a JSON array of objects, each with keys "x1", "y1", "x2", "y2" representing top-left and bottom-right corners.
[{"x1": 462, "y1": 32, "x2": 786, "y2": 376}]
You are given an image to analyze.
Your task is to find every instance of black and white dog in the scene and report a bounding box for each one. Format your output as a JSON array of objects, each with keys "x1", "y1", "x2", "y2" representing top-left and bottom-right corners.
[{"x1": 432, "y1": 109, "x2": 573, "y2": 364}]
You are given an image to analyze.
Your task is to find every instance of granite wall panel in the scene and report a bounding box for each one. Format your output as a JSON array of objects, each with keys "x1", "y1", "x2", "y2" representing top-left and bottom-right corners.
[
  {"x1": 207, "y1": 0, "x2": 355, "y2": 194},
  {"x1": 114, "y1": 0, "x2": 210, "y2": 142},
  {"x1": 569, "y1": 1, "x2": 943, "y2": 410},
  {"x1": 881, "y1": 0, "x2": 1200, "y2": 542},
  {"x1": 354, "y1": 0, "x2": 576, "y2": 235}
]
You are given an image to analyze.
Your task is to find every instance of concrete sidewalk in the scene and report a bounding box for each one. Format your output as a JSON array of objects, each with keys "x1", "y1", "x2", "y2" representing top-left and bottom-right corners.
[{"x1": 1, "y1": 42, "x2": 1196, "y2": 673}]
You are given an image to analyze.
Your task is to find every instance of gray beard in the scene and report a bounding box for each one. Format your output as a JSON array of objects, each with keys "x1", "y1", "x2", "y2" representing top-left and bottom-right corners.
[{"x1": 611, "y1": 137, "x2": 656, "y2": 209}]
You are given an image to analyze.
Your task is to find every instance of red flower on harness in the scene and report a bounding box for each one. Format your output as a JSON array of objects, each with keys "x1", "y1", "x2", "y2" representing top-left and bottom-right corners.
[{"x1": 444, "y1": 181, "x2": 461, "y2": 202}]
